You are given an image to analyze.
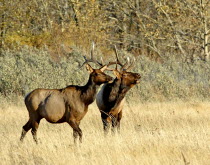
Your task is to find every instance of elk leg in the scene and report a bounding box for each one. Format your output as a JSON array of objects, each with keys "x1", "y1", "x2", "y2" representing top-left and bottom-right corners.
[
  {"x1": 73, "y1": 130, "x2": 79, "y2": 143},
  {"x1": 20, "y1": 120, "x2": 32, "y2": 141},
  {"x1": 101, "y1": 113, "x2": 110, "y2": 136},
  {"x1": 103, "y1": 120, "x2": 110, "y2": 136},
  {"x1": 31, "y1": 119, "x2": 40, "y2": 144},
  {"x1": 111, "y1": 115, "x2": 118, "y2": 134},
  {"x1": 68, "y1": 121, "x2": 83, "y2": 143},
  {"x1": 116, "y1": 111, "x2": 122, "y2": 133}
]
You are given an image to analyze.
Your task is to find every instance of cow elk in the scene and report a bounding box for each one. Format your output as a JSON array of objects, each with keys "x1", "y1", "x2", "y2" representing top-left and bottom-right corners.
[
  {"x1": 96, "y1": 46, "x2": 141, "y2": 135},
  {"x1": 20, "y1": 44, "x2": 113, "y2": 144}
]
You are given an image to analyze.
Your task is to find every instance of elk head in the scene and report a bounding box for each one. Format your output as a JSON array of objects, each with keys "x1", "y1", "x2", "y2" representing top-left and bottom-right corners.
[
  {"x1": 107, "y1": 46, "x2": 141, "y2": 88},
  {"x1": 81, "y1": 42, "x2": 113, "y2": 85},
  {"x1": 86, "y1": 64, "x2": 112, "y2": 85},
  {"x1": 113, "y1": 69, "x2": 141, "y2": 88}
]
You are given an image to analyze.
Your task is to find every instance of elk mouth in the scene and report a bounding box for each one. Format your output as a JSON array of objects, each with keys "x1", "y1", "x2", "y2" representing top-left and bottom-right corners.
[
  {"x1": 135, "y1": 74, "x2": 141, "y2": 84},
  {"x1": 135, "y1": 80, "x2": 140, "y2": 84},
  {"x1": 107, "y1": 77, "x2": 113, "y2": 83}
]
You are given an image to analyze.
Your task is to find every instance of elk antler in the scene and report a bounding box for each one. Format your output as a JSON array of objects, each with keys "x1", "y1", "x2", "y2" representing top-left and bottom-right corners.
[
  {"x1": 106, "y1": 45, "x2": 135, "y2": 71},
  {"x1": 106, "y1": 45, "x2": 124, "y2": 70},
  {"x1": 80, "y1": 42, "x2": 103, "y2": 68},
  {"x1": 125, "y1": 57, "x2": 135, "y2": 71}
]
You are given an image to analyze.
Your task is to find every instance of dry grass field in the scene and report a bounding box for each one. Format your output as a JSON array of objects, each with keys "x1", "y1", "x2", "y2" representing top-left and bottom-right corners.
[{"x1": 1, "y1": 101, "x2": 210, "y2": 165}]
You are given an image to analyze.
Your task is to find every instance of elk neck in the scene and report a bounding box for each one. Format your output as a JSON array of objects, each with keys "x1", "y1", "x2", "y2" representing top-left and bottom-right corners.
[
  {"x1": 107, "y1": 78, "x2": 132, "y2": 110},
  {"x1": 110, "y1": 78, "x2": 131, "y2": 100},
  {"x1": 80, "y1": 76, "x2": 100, "y2": 105},
  {"x1": 108, "y1": 78, "x2": 122, "y2": 102}
]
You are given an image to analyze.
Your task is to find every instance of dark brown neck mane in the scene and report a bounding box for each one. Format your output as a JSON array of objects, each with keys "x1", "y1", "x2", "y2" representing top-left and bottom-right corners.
[
  {"x1": 104, "y1": 77, "x2": 131, "y2": 111},
  {"x1": 80, "y1": 75, "x2": 100, "y2": 105}
]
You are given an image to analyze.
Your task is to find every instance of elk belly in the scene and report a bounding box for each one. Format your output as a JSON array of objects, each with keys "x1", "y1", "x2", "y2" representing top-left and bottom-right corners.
[
  {"x1": 96, "y1": 85, "x2": 106, "y2": 110},
  {"x1": 40, "y1": 94, "x2": 66, "y2": 123}
]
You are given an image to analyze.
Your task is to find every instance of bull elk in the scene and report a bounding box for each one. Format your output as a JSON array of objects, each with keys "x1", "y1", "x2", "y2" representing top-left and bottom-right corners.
[
  {"x1": 20, "y1": 44, "x2": 113, "y2": 144},
  {"x1": 96, "y1": 46, "x2": 141, "y2": 135}
]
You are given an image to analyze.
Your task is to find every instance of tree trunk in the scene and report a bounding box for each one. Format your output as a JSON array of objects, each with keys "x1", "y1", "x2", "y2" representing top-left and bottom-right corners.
[
  {"x1": 0, "y1": 3, "x2": 6, "y2": 50},
  {"x1": 201, "y1": 0, "x2": 210, "y2": 61}
]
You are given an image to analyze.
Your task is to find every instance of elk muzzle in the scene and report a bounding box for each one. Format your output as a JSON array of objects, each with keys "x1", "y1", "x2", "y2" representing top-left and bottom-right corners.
[
  {"x1": 106, "y1": 75, "x2": 113, "y2": 82},
  {"x1": 135, "y1": 73, "x2": 141, "y2": 84}
]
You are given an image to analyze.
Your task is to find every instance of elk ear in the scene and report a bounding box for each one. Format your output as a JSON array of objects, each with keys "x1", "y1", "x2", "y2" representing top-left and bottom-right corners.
[
  {"x1": 100, "y1": 65, "x2": 107, "y2": 72},
  {"x1": 113, "y1": 70, "x2": 121, "y2": 79},
  {"x1": 85, "y1": 64, "x2": 94, "y2": 73}
]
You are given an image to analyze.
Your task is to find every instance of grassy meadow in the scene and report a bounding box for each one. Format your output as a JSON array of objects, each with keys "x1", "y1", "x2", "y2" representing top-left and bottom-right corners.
[
  {"x1": 1, "y1": 100, "x2": 210, "y2": 165},
  {"x1": 1, "y1": 47, "x2": 210, "y2": 164}
]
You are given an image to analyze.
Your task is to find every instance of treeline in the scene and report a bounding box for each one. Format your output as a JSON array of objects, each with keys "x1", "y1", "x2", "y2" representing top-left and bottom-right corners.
[
  {"x1": 1, "y1": 0, "x2": 210, "y2": 102},
  {"x1": 1, "y1": 47, "x2": 210, "y2": 102},
  {"x1": 0, "y1": 0, "x2": 209, "y2": 62}
]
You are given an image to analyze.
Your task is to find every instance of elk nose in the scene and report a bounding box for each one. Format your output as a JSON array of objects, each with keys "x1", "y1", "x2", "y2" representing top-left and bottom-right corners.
[
  {"x1": 136, "y1": 73, "x2": 141, "y2": 79},
  {"x1": 108, "y1": 76, "x2": 113, "y2": 81}
]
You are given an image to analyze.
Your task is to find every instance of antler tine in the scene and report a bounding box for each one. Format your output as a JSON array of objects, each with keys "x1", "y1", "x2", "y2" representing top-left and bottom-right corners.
[
  {"x1": 106, "y1": 45, "x2": 123, "y2": 70},
  {"x1": 100, "y1": 57, "x2": 104, "y2": 66},
  {"x1": 114, "y1": 45, "x2": 119, "y2": 62},
  {"x1": 114, "y1": 45, "x2": 119, "y2": 70},
  {"x1": 82, "y1": 56, "x2": 103, "y2": 67},
  {"x1": 79, "y1": 56, "x2": 90, "y2": 68},
  {"x1": 113, "y1": 45, "x2": 131, "y2": 71},
  {"x1": 90, "y1": 41, "x2": 95, "y2": 60},
  {"x1": 104, "y1": 45, "x2": 135, "y2": 71},
  {"x1": 125, "y1": 56, "x2": 136, "y2": 71},
  {"x1": 80, "y1": 42, "x2": 103, "y2": 68},
  {"x1": 107, "y1": 61, "x2": 123, "y2": 67},
  {"x1": 122, "y1": 56, "x2": 129, "y2": 70},
  {"x1": 114, "y1": 45, "x2": 123, "y2": 68}
]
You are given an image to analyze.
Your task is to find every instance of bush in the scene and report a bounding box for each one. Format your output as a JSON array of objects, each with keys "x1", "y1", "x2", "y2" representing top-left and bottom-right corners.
[
  {"x1": 0, "y1": 46, "x2": 87, "y2": 96},
  {"x1": 1, "y1": 46, "x2": 210, "y2": 102},
  {"x1": 128, "y1": 55, "x2": 210, "y2": 102}
]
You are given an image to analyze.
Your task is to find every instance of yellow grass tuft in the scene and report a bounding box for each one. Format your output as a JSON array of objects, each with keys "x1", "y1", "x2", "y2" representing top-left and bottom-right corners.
[{"x1": 1, "y1": 101, "x2": 210, "y2": 165}]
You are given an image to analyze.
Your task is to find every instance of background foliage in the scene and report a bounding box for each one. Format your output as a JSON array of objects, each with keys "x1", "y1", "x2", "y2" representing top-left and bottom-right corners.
[
  {"x1": 0, "y1": 0, "x2": 210, "y2": 102},
  {"x1": 1, "y1": 46, "x2": 210, "y2": 103},
  {"x1": 0, "y1": 0, "x2": 209, "y2": 61}
]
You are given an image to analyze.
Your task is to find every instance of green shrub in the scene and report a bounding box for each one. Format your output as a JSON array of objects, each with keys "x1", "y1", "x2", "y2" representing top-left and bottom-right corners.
[
  {"x1": 128, "y1": 55, "x2": 210, "y2": 102},
  {"x1": 0, "y1": 46, "x2": 87, "y2": 96},
  {"x1": 1, "y1": 46, "x2": 210, "y2": 102}
]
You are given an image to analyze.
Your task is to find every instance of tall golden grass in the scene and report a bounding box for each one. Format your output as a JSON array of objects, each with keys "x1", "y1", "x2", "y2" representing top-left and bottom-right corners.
[{"x1": 1, "y1": 101, "x2": 210, "y2": 165}]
